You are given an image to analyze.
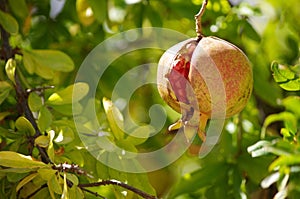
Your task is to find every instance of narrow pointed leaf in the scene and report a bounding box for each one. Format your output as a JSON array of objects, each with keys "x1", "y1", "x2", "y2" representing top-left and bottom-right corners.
[
  {"x1": 0, "y1": 151, "x2": 47, "y2": 168},
  {"x1": 16, "y1": 173, "x2": 38, "y2": 192},
  {"x1": 0, "y1": 10, "x2": 19, "y2": 34}
]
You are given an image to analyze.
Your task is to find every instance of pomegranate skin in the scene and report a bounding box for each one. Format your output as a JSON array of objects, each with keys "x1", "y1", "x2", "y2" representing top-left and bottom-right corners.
[{"x1": 157, "y1": 36, "x2": 253, "y2": 118}]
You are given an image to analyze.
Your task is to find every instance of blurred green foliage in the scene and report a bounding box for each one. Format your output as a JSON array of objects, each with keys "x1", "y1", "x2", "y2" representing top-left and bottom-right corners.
[{"x1": 0, "y1": 0, "x2": 299, "y2": 198}]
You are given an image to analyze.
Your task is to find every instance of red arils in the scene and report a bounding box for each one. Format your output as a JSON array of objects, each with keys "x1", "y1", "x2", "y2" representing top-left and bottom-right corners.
[
  {"x1": 166, "y1": 41, "x2": 197, "y2": 104},
  {"x1": 168, "y1": 55, "x2": 190, "y2": 103}
]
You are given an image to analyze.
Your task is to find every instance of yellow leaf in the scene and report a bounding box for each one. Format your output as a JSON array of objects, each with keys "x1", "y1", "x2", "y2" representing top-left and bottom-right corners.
[{"x1": 16, "y1": 173, "x2": 38, "y2": 192}]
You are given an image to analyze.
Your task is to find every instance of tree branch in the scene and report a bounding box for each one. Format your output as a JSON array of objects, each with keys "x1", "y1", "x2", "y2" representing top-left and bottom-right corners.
[
  {"x1": 80, "y1": 187, "x2": 107, "y2": 199},
  {"x1": 0, "y1": 1, "x2": 50, "y2": 164},
  {"x1": 78, "y1": 180, "x2": 158, "y2": 199}
]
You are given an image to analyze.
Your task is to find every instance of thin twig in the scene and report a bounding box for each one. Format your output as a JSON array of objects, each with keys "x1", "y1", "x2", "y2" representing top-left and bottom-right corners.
[
  {"x1": 80, "y1": 187, "x2": 107, "y2": 199},
  {"x1": 78, "y1": 180, "x2": 158, "y2": 199},
  {"x1": 194, "y1": 0, "x2": 208, "y2": 39},
  {"x1": 26, "y1": 85, "x2": 55, "y2": 94},
  {"x1": 52, "y1": 162, "x2": 94, "y2": 178}
]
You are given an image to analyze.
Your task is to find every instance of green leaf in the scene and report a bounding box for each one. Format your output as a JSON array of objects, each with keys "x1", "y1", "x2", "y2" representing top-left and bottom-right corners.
[
  {"x1": 0, "y1": 10, "x2": 19, "y2": 34},
  {"x1": 269, "y1": 155, "x2": 300, "y2": 171},
  {"x1": 51, "y1": 103, "x2": 83, "y2": 115},
  {"x1": 66, "y1": 173, "x2": 78, "y2": 186},
  {"x1": 76, "y1": 0, "x2": 95, "y2": 26},
  {"x1": 271, "y1": 62, "x2": 300, "y2": 91},
  {"x1": 62, "y1": 173, "x2": 69, "y2": 199},
  {"x1": 69, "y1": 186, "x2": 84, "y2": 199},
  {"x1": 15, "y1": 116, "x2": 36, "y2": 136},
  {"x1": 125, "y1": 125, "x2": 154, "y2": 145},
  {"x1": 38, "y1": 106, "x2": 52, "y2": 132},
  {"x1": 262, "y1": 112, "x2": 297, "y2": 136},
  {"x1": 0, "y1": 151, "x2": 47, "y2": 168},
  {"x1": 0, "y1": 81, "x2": 12, "y2": 105},
  {"x1": 8, "y1": 0, "x2": 29, "y2": 19},
  {"x1": 22, "y1": 49, "x2": 74, "y2": 78},
  {"x1": 47, "y1": 82, "x2": 89, "y2": 105},
  {"x1": 169, "y1": 162, "x2": 228, "y2": 197},
  {"x1": 48, "y1": 174, "x2": 62, "y2": 195},
  {"x1": 0, "y1": 167, "x2": 37, "y2": 173},
  {"x1": 116, "y1": 140, "x2": 137, "y2": 159},
  {"x1": 7, "y1": 172, "x2": 28, "y2": 183},
  {"x1": 239, "y1": 20, "x2": 261, "y2": 42},
  {"x1": 146, "y1": 6, "x2": 163, "y2": 27},
  {"x1": 47, "y1": 130, "x2": 55, "y2": 162},
  {"x1": 35, "y1": 135, "x2": 50, "y2": 148},
  {"x1": 5, "y1": 58, "x2": 16, "y2": 85},
  {"x1": 0, "y1": 112, "x2": 10, "y2": 121},
  {"x1": 37, "y1": 168, "x2": 57, "y2": 181},
  {"x1": 28, "y1": 92, "x2": 43, "y2": 112},
  {"x1": 54, "y1": 126, "x2": 74, "y2": 145},
  {"x1": 102, "y1": 97, "x2": 124, "y2": 140},
  {"x1": 88, "y1": 0, "x2": 106, "y2": 23},
  {"x1": 16, "y1": 173, "x2": 39, "y2": 192},
  {"x1": 281, "y1": 96, "x2": 300, "y2": 117}
]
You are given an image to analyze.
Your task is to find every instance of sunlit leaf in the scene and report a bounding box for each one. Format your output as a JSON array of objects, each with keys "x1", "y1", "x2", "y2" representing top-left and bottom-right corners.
[
  {"x1": 76, "y1": 0, "x2": 95, "y2": 26},
  {"x1": 5, "y1": 58, "x2": 16, "y2": 85},
  {"x1": 0, "y1": 10, "x2": 18, "y2": 34},
  {"x1": 28, "y1": 92, "x2": 43, "y2": 112},
  {"x1": 102, "y1": 97, "x2": 124, "y2": 140},
  {"x1": 0, "y1": 81, "x2": 12, "y2": 105},
  {"x1": 271, "y1": 62, "x2": 300, "y2": 91},
  {"x1": 54, "y1": 126, "x2": 74, "y2": 145},
  {"x1": 262, "y1": 112, "x2": 297, "y2": 136},
  {"x1": 0, "y1": 167, "x2": 37, "y2": 173},
  {"x1": 62, "y1": 173, "x2": 69, "y2": 199},
  {"x1": 269, "y1": 155, "x2": 300, "y2": 171},
  {"x1": 35, "y1": 135, "x2": 50, "y2": 148},
  {"x1": 15, "y1": 116, "x2": 36, "y2": 136},
  {"x1": 281, "y1": 96, "x2": 300, "y2": 117},
  {"x1": 37, "y1": 106, "x2": 52, "y2": 132},
  {"x1": 22, "y1": 49, "x2": 74, "y2": 78},
  {"x1": 0, "y1": 151, "x2": 47, "y2": 168},
  {"x1": 16, "y1": 173, "x2": 38, "y2": 192},
  {"x1": 38, "y1": 168, "x2": 57, "y2": 181},
  {"x1": 47, "y1": 82, "x2": 89, "y2": 105},
  {"x1": 47, "y1": 130, "x2": 55, "y2": 162}
]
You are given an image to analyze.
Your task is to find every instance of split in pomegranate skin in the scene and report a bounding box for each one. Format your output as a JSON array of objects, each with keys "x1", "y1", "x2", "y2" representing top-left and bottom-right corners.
[
  {"x1": 166, "y1": 41, "x2": 198, "y2": 104},
  {"x1": 157, "y1": 36, "x2": 253, "y2": 142}
]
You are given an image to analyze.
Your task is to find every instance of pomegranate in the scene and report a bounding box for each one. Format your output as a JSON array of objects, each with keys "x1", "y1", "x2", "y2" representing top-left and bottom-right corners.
[{"x1": 157, "y1": 0, "x2": 253, "y2": 141}]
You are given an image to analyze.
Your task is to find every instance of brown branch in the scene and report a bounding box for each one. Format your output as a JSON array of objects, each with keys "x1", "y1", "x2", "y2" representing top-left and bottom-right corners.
[
  {"x1": 78, "y1": 180, "x2": 158, "y2": 199},
  {"x1": 0, "y1": 1, "x2": 51, "y2": 164},
  {"x1": 80, "y1": 187, "x2": 107, "y2": 199},
  {"x1": 52, "y1": 162, "x2": 94, "y2": 178}
]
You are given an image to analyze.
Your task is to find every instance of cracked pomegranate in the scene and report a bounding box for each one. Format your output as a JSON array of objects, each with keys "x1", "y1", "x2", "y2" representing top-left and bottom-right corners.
[{"x1": 157, "y1": 36, "x2": 253, "y2": 140}]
